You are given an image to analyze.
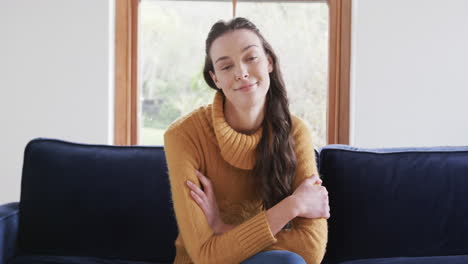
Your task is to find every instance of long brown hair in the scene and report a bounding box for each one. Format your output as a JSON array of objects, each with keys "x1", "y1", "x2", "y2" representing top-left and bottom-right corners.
[{"x1": 203, "y1": 17, "x2": 297, "y2": 212}]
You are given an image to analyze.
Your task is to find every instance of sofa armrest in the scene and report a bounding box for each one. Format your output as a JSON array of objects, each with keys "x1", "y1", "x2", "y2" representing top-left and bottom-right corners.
[{"x1": 0, "y1": 202, "x2": 19, "y2": 264}]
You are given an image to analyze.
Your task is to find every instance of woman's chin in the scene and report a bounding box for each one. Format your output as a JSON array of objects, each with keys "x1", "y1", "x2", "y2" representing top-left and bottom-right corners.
[{"x1": 240, "y1": 91, "x2": 268, "y2": 109}]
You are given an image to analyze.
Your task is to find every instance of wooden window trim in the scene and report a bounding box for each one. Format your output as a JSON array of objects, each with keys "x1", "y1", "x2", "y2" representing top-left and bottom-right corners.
[
  {"x1": 328, "y1": 0, "x2": 351, "y2": 145},
  {"x1": 114, "y1": 0, "x2": 139, "y2": 145},
  {"x1": 114, "y1": 0, "x2": 351, "y2": 145}
]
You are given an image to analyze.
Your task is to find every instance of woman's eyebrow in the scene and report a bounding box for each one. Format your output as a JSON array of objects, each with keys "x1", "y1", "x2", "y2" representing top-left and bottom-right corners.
[
  {"x1": 215, "y1": 44, "x2": 259, "y2": 65},
  {"x1": 215, "y1": 56, "x2": 229, "y2": 65},
  {"x1": 241, "y1": 44, "x2": 258, "y2": 52}
]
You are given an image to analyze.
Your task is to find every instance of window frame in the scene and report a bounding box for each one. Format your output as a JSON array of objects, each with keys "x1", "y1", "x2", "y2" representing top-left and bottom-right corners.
[{"x1": 114, "y1": 0, "x2": 351, "y2": 145}]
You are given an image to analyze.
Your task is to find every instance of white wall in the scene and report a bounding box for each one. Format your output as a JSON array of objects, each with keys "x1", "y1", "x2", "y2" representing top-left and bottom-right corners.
[
  {"x1": 0, "y1": 0, "x2": 114, "y2": 204},
  {"x1": 350, "y1": 0, "x2": 468, "y2": 148}
]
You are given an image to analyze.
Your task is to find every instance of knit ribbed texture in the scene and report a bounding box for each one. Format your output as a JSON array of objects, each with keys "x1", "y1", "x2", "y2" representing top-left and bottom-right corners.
[
  {"x1": 164, "y1": 92, "x2": 327, "y2": 264},
  {"x1": 212, "y1": 91, "x2": 262, "y2": 170},
  {"x1": 231, "y1": 212, "x2": 277, "y2": 256}
]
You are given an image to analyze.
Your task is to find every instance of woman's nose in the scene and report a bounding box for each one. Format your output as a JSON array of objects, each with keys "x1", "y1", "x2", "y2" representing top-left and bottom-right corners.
[{"x1": 234, "y1": 65, "x2": 249, "y2": 80}]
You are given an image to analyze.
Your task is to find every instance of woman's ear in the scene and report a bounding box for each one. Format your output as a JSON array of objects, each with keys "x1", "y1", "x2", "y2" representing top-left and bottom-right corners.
[
  {"x1": 209, "y1": 71, "x2": 220, "y2": 88},
  {"x1": 267, "y1": 55, "x2": 274, "y2": 73}
]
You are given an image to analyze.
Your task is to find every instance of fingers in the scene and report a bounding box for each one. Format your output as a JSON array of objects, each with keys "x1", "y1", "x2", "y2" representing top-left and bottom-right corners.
[
  {"x1": 190, "y1": 189, "x2": 204, "y2": 206},
  {"x1": 186, "y1": 170, "x2": 212, "y2": 210},
  {"x1": 313, "y1": 184, "x2": 330, "y2": 219},
  {"x1": 187, "y1": 180, "x2": 205, "y2": 199},
  {"x1": 187, "y1": 181, "x2": 206, "y2": 201},
  {"x1": 324, "y1": 207, "x2": 331, "y2": 219},
  {"x1": 190, "y1": 190, "x2": 211, "y2": 218},
  {"x1": 187, "y1": 180, "x2": 209, "y2": 214},
  {"x1": 322, "y1": 186, "x2": 330, "y2": 219},
  {"x1": 186, "y1": 171, "x2": 218, "y2": 222},
  {"x1": 195, "y1": 170, "x2": 213, "y2": 195},
  {"x1": 326, "y1": 202, "x2": 331, "y2": 218},
  {"x1": 321, "y1": 186, "x2": 328, "y2": 195},
  {"x1": 321, "y1": 186, "x2": 329, "y2": 203}
]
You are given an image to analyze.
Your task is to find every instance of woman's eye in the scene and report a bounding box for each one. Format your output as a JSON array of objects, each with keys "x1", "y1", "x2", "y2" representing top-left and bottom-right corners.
[
  {"x1": 222, "y1": 65, "x2": 232, "y2": 71},
  {"x1": 249, "y1": 57, "x2": 257, "y2": 61}
]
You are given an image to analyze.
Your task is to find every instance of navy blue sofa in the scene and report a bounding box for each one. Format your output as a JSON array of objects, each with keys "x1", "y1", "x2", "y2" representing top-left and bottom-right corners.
[{"x1": 1, "y1": 138, "x2": 468, "y2": 264}]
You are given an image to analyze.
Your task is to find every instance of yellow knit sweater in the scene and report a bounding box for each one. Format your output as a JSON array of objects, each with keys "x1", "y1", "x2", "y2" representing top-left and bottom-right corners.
[{"x1": 164, "y1": 91, "x2": 328, "y2": 264}]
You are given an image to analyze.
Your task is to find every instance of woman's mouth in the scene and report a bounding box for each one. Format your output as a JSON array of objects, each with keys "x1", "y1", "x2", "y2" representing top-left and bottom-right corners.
[{"x1": 236, "y1": 82, "x2": 258, "y2": 92}]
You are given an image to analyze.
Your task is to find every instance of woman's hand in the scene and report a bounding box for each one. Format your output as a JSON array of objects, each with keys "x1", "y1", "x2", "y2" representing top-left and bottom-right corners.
[
  {"x1": 291, "y1": 175, "x2": 330, "y2": 219},
  {"x1": 186, "y1": 170, "x2": 234, "y2": 235}
]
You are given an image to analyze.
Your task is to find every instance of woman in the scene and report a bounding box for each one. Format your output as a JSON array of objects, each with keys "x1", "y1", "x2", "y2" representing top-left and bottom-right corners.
[{"x1": 164, "y1": 17, "x2": 330, "y2": 264}]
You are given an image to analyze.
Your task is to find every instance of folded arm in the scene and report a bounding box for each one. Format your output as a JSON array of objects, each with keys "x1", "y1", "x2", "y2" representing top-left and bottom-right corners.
[{"x1": 164, "y1": 130, "x2": 277, "y2": 264}]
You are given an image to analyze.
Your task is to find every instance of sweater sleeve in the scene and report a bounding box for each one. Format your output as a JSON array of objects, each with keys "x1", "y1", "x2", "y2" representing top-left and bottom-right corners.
[
  {"x1": 266, "y1": 118, "x2": 328, "y2": 264},
  {"x1": 164, "y1": 128, "x2": 277, "y2": 264}
]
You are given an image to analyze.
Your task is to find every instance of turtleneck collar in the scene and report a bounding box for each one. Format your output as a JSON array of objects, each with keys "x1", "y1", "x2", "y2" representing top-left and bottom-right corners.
[{"x1": 211, "y1": 91, "x2": 263, "y2": 170}]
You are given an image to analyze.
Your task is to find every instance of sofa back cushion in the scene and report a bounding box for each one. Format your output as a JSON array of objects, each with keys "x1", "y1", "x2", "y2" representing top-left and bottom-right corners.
[
  {"x1": 18, "y1": 138, "x2": 178, "y2": 263},
  {"x1": 320, "y1": 145, "x2": 468, "y2": 263}
]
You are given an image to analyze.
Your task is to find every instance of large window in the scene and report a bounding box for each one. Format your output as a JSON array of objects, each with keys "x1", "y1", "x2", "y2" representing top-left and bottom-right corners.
[
  {"x1": 114, "y1": 0, "x2": 351, "y2": 147},
  {"x1": 139, "y1": 0, "x2": 328, "y2": 147}
]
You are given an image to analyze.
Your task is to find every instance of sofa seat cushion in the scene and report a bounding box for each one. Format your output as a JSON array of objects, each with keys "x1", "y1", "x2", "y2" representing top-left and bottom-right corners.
[
  {"x1": 9, "y1": 255, "x2": 170, "y2": 264},
  {"x1": 337, "y1": 255, "x2": 468, "y2": 264}
]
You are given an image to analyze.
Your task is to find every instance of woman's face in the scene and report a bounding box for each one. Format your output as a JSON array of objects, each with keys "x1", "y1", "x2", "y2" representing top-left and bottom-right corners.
[{"x1": 209, "y1": 29, "x2": 273, "y2": 110}]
